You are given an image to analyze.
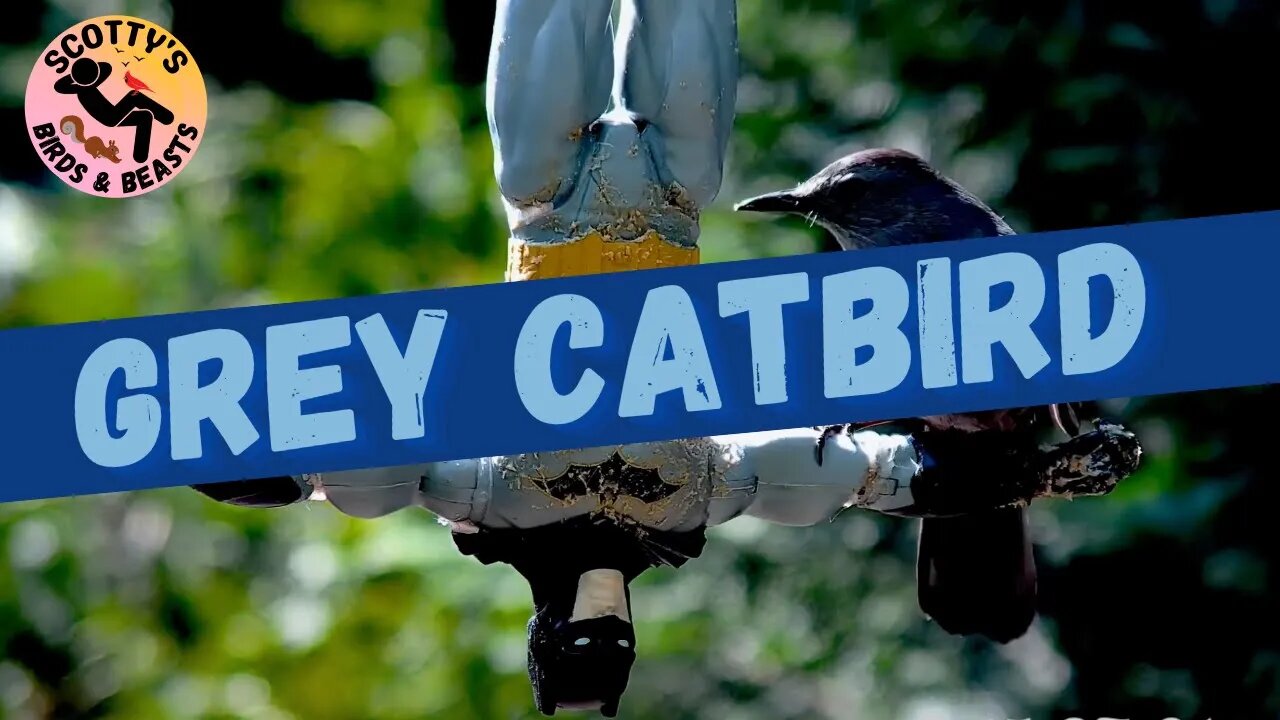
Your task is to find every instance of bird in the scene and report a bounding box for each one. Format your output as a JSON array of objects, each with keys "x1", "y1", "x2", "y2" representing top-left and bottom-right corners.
[
  {"x1": 123, "y1": 70, "x2": 153, "y2": 94},
  {"x1": 736, "y1": 147, "x2": 1081, "y2": 643}
]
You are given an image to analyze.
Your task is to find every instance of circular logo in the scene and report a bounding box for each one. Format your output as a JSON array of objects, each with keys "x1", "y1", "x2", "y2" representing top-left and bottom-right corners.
[{"x1": 24, "y1": 15, "x2": 207, "y2": 198}]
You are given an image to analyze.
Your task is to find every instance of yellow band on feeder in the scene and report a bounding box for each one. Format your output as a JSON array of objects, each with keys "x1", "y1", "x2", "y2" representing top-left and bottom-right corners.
[{"x1": 505, "y1": 230, "x2": 700, "y2": 281}]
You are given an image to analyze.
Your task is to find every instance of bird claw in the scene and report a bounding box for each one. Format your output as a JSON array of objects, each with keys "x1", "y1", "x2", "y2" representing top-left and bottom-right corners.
[
  {"x1": 1034, "y1": 419, "x2": 1141, "y2": 498},
  {"x1": 813, "y1": 424, "x2": 848, "y2": 466},
  {"x1": 1050, "y1": 403, "x2": 1081, "y2": 437}
]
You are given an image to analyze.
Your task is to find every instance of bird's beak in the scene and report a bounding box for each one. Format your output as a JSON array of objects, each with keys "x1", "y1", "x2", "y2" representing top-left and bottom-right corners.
[{"x1": 733, "y1": 190, "x2": 806, "y2": 214}]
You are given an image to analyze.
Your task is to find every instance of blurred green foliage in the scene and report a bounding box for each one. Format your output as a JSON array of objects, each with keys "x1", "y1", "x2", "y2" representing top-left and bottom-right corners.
[{"x1": 3, "y1": 0, "x2": 1280, "y2": 718}]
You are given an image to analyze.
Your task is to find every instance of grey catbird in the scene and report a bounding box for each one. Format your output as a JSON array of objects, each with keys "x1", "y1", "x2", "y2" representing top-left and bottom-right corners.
[{"x1": 736, "y1": 147, "x2": 1080, "y2": 643}]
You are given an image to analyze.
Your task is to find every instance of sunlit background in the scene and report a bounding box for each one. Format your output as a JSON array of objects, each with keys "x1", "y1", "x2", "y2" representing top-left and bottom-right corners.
[{"x1": 3, "y1": 1, "x2": 1280, "y2": 718}]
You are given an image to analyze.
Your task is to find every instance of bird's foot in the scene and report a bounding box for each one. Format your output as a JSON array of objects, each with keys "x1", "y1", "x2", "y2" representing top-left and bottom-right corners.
[{"x1": 1033, "y1": 419, "x2": 1141, "y2": 499}]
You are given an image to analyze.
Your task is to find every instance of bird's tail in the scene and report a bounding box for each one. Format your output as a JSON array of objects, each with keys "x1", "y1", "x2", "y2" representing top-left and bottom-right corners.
[{"x1": 916, "y1": 506, "x2": 1037, "y2": 643}]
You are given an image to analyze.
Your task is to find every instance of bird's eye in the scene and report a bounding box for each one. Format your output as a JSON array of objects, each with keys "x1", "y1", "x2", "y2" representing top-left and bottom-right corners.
[
  {"x1": 617, "y1": 639, "x2": 631, "y2": 648},
  {"x1": 574, "y1": 637, "x2": 590, "y2": 646}
]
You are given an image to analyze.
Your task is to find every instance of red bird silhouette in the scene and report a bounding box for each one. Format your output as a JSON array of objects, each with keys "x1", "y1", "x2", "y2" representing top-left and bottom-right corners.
[{"x1": 123, "y1": 71, "x2": 153, "y2": 94}]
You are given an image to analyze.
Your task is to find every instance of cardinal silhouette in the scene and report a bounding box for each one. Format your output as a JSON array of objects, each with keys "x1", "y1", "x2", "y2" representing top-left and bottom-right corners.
[{"x1": 123, "y1": 70, "x2": 153, "y2": 95}]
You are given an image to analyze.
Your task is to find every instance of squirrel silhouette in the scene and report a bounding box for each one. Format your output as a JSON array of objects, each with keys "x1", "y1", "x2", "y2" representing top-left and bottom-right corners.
[{"x1": 59, "y1": 115, "x2": 122, "y2": 164}]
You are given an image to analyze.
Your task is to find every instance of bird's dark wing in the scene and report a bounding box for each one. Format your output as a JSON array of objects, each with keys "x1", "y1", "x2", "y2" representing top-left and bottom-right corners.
[{"x1": 916, "y1": 507, "x2": 1037, "y2": 643}]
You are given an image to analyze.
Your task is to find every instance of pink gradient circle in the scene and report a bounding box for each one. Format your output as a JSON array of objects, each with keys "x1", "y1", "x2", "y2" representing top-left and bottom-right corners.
[{"x1": 24, "y1": 15, "x2": 207, "y2": 198}]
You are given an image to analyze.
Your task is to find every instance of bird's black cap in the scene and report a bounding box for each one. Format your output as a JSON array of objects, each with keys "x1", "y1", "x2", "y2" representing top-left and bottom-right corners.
[
  {"x1": 733, "y1": 147, "x2": 1013, "y2": 248},
  {"x1": 734, "y1": 148, "x2": 937, "y2": 214}
]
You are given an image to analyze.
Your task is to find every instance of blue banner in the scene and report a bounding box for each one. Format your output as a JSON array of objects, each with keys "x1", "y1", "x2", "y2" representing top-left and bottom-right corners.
[{"x1": 1, "y1": 211, "x2": 1277, "y2": 503}]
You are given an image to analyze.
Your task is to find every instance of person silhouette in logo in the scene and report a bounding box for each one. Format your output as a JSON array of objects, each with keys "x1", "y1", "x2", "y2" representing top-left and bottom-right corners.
[{"x1": 53, "y1": 57, "x2": 174, "y2": 163}]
